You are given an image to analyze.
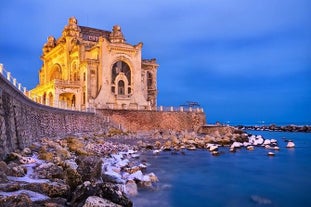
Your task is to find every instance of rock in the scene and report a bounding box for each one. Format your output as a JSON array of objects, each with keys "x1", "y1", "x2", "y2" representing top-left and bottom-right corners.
[
  {"x1": 7, "y1": 152, "x2": 22, "y2": 161},
  {"x1": 187, "y1": 145, "x2": 196, "y2": 150},
  {"x1": 35, "y1": 163, "x2": 64, "y2": 179},
  {"x1": 70, "y1": 182, "x2": 132, "y2": 207},
  {"x1": 163, "y1": 140, "x2": 172, "y2": 150},
  {"x1": 0, "y1": 171, "x2": 8, "y2": 183},
  {"x1": 147, "y1": 172, "x2": 159, "y2": 183},
  {"x1": 270, "y1": 139, "x2": 277, "y2": 144},
  {"x1": 152, "y1": 149, "x2": 161, "y2": 155},
  {"x1": 208, "y1": 145, "x2": 218, "y2": 152},
  {"x1": 24, "y1": 181, "x2": 70, "y2": 198},
  {"x1": 267, "y1": 152, "x2": 275, "y2": 156},
  {"x1": 128, "y1": 170, "x2": 143, "y2": 181},
  {"x1": 0, "y1": 161, "x2": 8, "y2": 174},
  {"x1": 64, "y1": 168, "x2": 83, "y2": 190},
  {"x1": 286, "y1": 141, "x2": 295, "y2": 148},
  {"x1": 171, "y1": 136, "x2": 179, "y2": 145},
  {"x1": 19, "y1": 156, "x2": 36, "y2": 164},
  {"x1": 247, "y1": 146, "x2": 254, "y2": 150},
  {"x1": 22, "y1": 148, "x2": 32, "y2": 155},
  {"x1": 83, "y1": 196, "x2": 122, "y2": 207},
  {"x1": 33, "y1": 197, "x2": 67, "y2": 207},
  {"x1": 0, "y1": 182, "x2": 21, "y2": 192},
  {"x1": 211, "y1": 151, "x2": 220, "y2": 156},
  {"x1": 204, "y1": 135, "x2": 214, "y2": 143},
  {"x1": 76, "y1": 156, "x2": 102, "y2": 182},
  {"x1": 243, "y1": 142, "x2": 251, "y2": 147},
  {"x1": 62, "y1": 160, "x2": 78, "y2": 170},
  {"x1": 263, "y1": 139, "x2": 271, "y2": 145},
  {"x1": 229, "y1": 147, "x2": 236, "y2": 152},
  {"x1": 98, "y1": 183, "x2": 133, "y2": 207},
  {"x1": 0, "y1": 193, "x2": 33, "y2": 207},
  {"x1": 7, "y1": 163, "x2": 27, "y2": 177},
  {"x1": 124, "y1": 180, "x2": 138, "y2": 196},
  {"x1": 231, "y1": 142, "x2": 242, "y2": 148},
  {"x1": 154, "y1": 141, "x2": 161, "y2": 149}
]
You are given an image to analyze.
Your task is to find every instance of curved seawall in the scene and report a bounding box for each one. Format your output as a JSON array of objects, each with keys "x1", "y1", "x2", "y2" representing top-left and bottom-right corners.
[
  {"x1": 0, "y1": 75, "x2": 206, "y2": 159},
  {"x1": 0, "y1": 75, "x2": 108, "y2": 159}
]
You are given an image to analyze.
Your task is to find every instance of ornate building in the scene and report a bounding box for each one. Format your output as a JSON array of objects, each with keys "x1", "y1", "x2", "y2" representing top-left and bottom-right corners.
[{"x1": 30, "y1": 17, "x2": 158, "y2": 110}]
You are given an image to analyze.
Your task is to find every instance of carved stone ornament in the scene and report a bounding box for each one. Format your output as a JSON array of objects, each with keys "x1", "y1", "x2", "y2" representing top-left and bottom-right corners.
[
  {"x1": 62, "y1": 16, "x2": 81, "y2": 38},
  {"x1": 109, "y1": 25, "x2": 125, "y2": 43},
  {"x1": 42, "y1": 36, "x2": 56, "y2": 54}
]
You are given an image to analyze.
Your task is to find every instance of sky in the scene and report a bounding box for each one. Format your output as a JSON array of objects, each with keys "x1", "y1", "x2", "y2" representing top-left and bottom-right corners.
[{"x1": 0, "y1": 0, "x2": 310, "y2": 125}]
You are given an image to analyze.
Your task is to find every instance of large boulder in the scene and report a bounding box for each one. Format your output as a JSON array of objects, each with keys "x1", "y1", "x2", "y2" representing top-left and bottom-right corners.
[
  {"x1": 64, "y1": 168, "x2": 83, "y2": 190},
  {"x1": 286, "y1": 141, "x2": 295, "y2": 148},
  {"x1": 83, "y1": 196, "x2": 122, "y2": 207},
  {"x1": 76, "y1": 156, "x2": 102, "y2": 182},
  {"x1": 124, "y1": 180, "x2": 138, "y2": 196},
  {"x1": 69, "y1": 182, "x2": 132, "y2": 207},
  {"x1": 6, "y1": 163, "x2": 27, "y2": 177},
  {"x1": 35, "y1": 162, "x2": 64, "y2": 179},
  {"x1": 0, "y1": 193, "x2": 33, "y2": 207},
  {"x1": 24, "y1": 181, "x2": 70, "y2": 198}
]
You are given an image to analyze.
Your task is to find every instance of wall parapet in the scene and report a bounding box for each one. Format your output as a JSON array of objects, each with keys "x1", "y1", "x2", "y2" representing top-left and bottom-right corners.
[{"x1": 0, "y1": 63, "x2": 28, "y2": 95}]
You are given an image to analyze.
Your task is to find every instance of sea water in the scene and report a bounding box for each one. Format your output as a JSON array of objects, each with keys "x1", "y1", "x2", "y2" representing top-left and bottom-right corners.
[{"x1": 131, "y1": 131, "x2": 311, "y2": 207}]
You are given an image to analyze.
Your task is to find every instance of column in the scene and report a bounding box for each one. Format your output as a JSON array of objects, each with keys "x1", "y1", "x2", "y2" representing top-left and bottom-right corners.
[
  {"x1": 7, "y1": 72, "x2": 11, "y2": 81},
  {"x1": 0, "y1": 64, "x2": 3, "y2": 75}
]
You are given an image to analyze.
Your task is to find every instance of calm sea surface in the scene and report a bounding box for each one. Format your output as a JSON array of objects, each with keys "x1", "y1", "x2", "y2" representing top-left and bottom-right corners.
[{"x1": 131, "y1": 131, "x2": 311, "y2": 207}]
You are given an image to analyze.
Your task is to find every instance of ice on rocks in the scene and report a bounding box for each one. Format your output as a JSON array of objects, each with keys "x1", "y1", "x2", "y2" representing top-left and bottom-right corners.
[
  {"x1": 231, "y1": 142, "x2": 243, "y2": 148},
  {"x1": 286, "y1": 141, "x2": 295, "y2": 148},
  {"x1": 263, "y1": 139, "x2": 271, "y2": 145},
  {"x1": 0, "y1": 190, "x2": 50, "y2": 202},
  {"x1": 128, "y1": 170, "x2": 143, "y2": 181}
]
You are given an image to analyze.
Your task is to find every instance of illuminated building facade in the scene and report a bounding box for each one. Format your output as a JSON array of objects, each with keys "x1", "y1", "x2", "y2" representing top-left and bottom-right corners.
[{"x1": 30, "y1": 17, "x2": 158, "y2": 110}]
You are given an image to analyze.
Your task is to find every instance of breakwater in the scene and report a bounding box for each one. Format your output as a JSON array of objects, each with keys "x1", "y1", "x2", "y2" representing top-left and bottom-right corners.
[{"x1": 237, "y1": 124, "x2": 311, "y2": 133}]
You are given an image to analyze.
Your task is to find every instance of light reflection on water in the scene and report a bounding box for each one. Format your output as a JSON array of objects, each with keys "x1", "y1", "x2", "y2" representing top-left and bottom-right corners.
[{"x1": 131, "y1": 131, "x2": 311, "y2": 207}]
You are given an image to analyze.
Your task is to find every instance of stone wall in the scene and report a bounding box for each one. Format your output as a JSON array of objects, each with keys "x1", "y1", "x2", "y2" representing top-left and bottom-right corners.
[
  {"x1": 97, "y1": 109, "x2": 205, "y2": 132},
  {"x1": 0, "y1": 75, "x2": 206, "y2": 159},
  {"x1": 0, "y1": 75, "x2": 109, "y2": 160}
]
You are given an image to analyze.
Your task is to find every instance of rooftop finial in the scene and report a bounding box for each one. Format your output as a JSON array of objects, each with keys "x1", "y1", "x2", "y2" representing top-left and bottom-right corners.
[{"x1": 110, "y1": 25, "x2": 125, "y2": 43}]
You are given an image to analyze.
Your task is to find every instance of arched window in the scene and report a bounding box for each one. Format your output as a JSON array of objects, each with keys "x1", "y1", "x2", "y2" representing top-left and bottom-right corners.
[
  {"x1": 71, "y1": 62, "x2": 80, "y2": 81},
  {"x1": 50, "y1": 64, "x2": 62, "y2": 81},
  {"x1": 72, "y1": 95, "x2": 76, "y2": 107},
  {"x1": 111, "y1": 61, "x2": 131, "y2": 84},
  {"x1": 43, "y1": 93, "x2": 47, "y2": 105},
  {"x1": 48, "y1": 92, "x2": 53, "y2": 106},
  {"x1": 118, "y1": 80, "x2": 125, "y2": 95},
  {"x1": 147, "y1": 72, "x2": 153, "y2": 89}
]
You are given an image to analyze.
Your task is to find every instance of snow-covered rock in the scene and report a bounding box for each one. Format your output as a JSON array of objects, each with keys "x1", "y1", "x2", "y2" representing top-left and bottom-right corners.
[
  {"x1": 286, "y1": 141, "x2": 295, "y2": 148},
  {"x1": 83, "y1": 196, "x2": 121, "y2": 207}
]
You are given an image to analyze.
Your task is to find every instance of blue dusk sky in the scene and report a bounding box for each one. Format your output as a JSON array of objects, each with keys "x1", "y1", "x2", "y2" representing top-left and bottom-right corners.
[{"x1": 0, "y1": 0, "x2": 310, "y2": 125}]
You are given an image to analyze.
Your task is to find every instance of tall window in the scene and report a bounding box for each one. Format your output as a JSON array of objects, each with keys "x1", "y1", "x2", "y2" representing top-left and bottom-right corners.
[
  {"x1": 118, "y1": 80, "x2": 125, "y2": 95},
  {"x1": 111, "y1": 61, "x2": 131, "y2": 84},
  {"x1": 147, "y1": 72, "x2": 153, "y2": 89},
  {"x1": 50, "y1": 64, "x2": 62, "y2": 81}
]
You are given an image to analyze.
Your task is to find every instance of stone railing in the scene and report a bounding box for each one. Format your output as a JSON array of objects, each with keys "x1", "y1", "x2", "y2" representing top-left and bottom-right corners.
[
  {"x1": 0, "y1": 63, "x2": 28, "y2": 95},
  {"x1": 156, "y1": 106, "x2": 204, "y2": 113}
]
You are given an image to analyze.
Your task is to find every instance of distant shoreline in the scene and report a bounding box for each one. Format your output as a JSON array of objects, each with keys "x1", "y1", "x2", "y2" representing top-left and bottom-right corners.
[{"x1": 236, "y1": 124, "x2": 311, "y2": 133}]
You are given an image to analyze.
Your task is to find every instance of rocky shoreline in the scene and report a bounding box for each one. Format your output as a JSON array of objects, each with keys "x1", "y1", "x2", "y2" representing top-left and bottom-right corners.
[
  {"x1": 236, "y1": 124, "x2": 311, "y2": 133},
  {"x1": 0, "y1": 126, "x2": 291, "y2": 206}
]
